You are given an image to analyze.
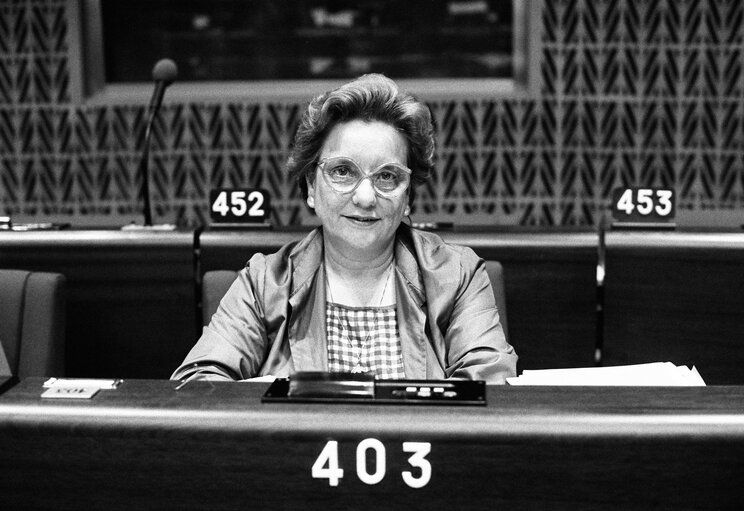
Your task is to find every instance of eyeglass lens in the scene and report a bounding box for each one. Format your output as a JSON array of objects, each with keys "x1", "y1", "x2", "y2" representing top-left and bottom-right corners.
[{"x1": 321, "y1": 157, "x2": 410, "y2": 196}]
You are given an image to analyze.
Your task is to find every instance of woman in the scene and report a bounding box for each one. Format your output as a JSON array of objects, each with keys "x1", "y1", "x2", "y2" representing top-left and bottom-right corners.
[{"x1": 173, "y1": 74, "x2": 517, "y2": 383}]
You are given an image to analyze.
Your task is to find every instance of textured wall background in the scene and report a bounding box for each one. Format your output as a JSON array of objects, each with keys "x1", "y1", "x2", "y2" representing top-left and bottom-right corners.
[{"x1": 2, "y1": 0, "x2": 744, "y2": 227}]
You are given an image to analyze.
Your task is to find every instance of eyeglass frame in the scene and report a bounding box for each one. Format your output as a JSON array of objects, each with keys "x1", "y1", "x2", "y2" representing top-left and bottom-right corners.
[{"x1": 315, "y1": 156, "x2": 413, "y2": 198}]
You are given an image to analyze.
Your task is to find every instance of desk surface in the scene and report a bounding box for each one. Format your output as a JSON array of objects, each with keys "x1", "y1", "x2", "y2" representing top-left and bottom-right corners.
[
  {"x1": 2, "y1": 379, "x2": 744, "y2": 510},
  {"x1": 3, "y1": 378, "x2": 744, "y2": 436}
]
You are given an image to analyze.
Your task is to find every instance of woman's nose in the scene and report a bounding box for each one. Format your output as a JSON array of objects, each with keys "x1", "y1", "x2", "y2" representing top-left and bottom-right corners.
[{"x1": 351, "y1": 177, "x2": 377, "y2": 208}]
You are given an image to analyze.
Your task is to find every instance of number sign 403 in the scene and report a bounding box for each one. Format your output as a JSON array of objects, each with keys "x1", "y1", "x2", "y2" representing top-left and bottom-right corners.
[
  {"x1": 611, "y1": 187, "x2": 675, "y2": 222},
  {"x1": 210, "y1": 189, "x2": 269, "y2": 223},
  {"x1": 312, "y1": 439, "x2": 431, "y2": 489}
]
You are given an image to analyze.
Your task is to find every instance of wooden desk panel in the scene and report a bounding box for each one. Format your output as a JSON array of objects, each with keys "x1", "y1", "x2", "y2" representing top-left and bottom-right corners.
[
  {"x1": 199, "y1": 228, "x2": 599, "y2": 373},
  {"x1": 0, "y1": 231, "x2": 197, "y2": 378},
  {"x1": 603, "y1": 232, "x2": 744, "y2": 384},
  {"x1": 1, "y1": 379, "x2": 743, "y2": 510}
]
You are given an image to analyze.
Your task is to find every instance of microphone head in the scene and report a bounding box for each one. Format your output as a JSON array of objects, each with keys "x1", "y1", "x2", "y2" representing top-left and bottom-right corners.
[{"x1": 152, "y1": 59, "x2": 178, "y2": 85}]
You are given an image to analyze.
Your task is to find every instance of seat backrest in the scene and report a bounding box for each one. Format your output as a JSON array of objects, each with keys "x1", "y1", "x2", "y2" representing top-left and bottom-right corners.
[
  {"x1": 202, "y1": 265, "x2": 509, "y2": 341},
  {"x1": 0, "y1": 269, "x2": 66, "y2": 377},
  {"x1": 484, "y1": 261, "x2": 509, "y2": 342},
  {"x1": 201, "y1": 270, "x2": 239, "y2": 325}
]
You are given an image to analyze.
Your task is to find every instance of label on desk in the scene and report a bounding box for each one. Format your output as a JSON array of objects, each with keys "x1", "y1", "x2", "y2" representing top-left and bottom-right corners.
[
  {"x1": 41, "y1": 387, "x2": 100, "y2": 399},
  {"x1": 43, "y1": 377, "x2": 122, "y2": 389}
]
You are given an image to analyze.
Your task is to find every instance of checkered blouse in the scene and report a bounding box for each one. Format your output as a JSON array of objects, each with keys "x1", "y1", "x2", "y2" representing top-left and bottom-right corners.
[{"x1": 326, "y1": 302, "x2": 406, "y2": 379}]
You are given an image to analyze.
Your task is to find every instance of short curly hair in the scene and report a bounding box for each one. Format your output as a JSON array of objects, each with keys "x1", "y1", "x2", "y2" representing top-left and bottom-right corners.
[{"x1": 286, "y1": 74, "x2": 435, "y2": 205}]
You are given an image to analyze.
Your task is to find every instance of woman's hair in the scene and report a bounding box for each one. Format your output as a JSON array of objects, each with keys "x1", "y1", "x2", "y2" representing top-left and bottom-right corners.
[{"x1": 286, "y1": 73, "x2": 435, "y2": 205}]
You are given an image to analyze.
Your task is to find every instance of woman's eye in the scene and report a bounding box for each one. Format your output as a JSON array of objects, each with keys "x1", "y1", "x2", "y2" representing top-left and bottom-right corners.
[
  {"x1": 329, "y1": 165, "x2": 352, "y2": 177},
  {"x1": 377, "y1": 171, "x2": 397, "y2": 182}
]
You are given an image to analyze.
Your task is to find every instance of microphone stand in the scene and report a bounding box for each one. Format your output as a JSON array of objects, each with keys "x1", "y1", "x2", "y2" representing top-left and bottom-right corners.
[
  {"x1": 124, "y1": 59, "x2": 177, "y2": 231},
  {"x1": 138, "y1": 105, "x2": 157, "y2": 226}
]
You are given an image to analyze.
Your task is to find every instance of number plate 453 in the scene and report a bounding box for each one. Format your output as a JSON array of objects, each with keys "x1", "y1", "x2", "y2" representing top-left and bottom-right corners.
[{"x1": 611, "y1": 187, "x2": 675, "y2": 223}]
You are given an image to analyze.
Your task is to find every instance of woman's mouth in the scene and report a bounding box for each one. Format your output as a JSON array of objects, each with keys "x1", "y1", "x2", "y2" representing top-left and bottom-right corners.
[{"x1": 344, "y1": 215, "x2": 379, "y2": 224}]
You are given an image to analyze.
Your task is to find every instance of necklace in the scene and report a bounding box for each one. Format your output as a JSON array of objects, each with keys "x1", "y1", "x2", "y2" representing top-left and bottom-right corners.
[{"x1": 326, "y1": 263, "x2": 394, "y2": 373}]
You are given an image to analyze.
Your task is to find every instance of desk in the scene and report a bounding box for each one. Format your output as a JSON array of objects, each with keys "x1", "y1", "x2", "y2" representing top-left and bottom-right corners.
[
  {"x1": 1, "y1": 378, "x2": 742, "y2": 510},
  {"x1": 0, "y1": 376, "x2": 14, "y2": 395},
  {"x1": 0, "y1": 231, "x2": 197, "y2": 378},
  {"x1": 199, "y1": 228, "x2": 599, "y2": 372},
  {"x1": 603, "y1": 231, "x2": 744, "y2": 384}
]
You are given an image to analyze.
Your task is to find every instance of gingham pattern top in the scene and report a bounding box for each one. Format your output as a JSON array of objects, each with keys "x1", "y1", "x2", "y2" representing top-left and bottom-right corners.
[{"x1": 326, "y1": 302, "x2": 406, "y2": 379}]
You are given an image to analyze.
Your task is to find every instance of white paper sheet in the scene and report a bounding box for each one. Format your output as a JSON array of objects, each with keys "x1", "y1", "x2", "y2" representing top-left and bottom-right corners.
[{"x1": 506, "y1": 362, "x2": 706, "y2": 386}]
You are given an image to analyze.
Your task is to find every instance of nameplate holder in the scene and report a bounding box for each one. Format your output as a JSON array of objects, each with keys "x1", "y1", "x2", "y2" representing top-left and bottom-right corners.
[
  {"x1": 611, "y1": 187, "x2": 676, "y2": 230},
  {"x1": 41, "y1": 387, "x2": 99, "y2": 399},
  {"x1": 263, "y1": 373, "x2": 486, "y2": 406},
  {"x1": 209, "y1": 188, "x2": 271, "y2": 227}
]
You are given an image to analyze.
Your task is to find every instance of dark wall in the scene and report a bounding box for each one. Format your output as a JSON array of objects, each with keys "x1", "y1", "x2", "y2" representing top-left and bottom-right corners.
[{"x1": 2, "y1": 1, "x2": 744, "y2": 228}]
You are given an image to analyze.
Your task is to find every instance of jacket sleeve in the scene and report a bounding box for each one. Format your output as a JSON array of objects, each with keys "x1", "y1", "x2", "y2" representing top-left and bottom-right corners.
[
  {"x1": 444, "y1": 249, "x2": 518, "y2": 383},
  {"x1": 171, "y1": 265, "x2": 268, "y2": 381}
]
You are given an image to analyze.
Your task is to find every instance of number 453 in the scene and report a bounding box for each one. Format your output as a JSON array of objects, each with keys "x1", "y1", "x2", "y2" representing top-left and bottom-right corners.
[
  {"x1": 312, "y1": 439, "x2": 432, "y2": 489},
  {"x1": 615, "y1": 188, "x2": 674, "y2": 217}
]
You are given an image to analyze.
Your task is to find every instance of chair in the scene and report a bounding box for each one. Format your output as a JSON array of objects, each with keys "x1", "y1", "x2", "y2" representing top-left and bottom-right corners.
[
  {"x1": 202, "y1": 264, "x2": 509, "y2": 342},
  {"x1": 0, "y1": 270, "x2": 66, "y2": 377},
  {"x1": 201, "y1": 270, "x2": 239, "y2": 325},
  {"x1": 485, "y1": 261, "x2": 509, "y2": 342}
]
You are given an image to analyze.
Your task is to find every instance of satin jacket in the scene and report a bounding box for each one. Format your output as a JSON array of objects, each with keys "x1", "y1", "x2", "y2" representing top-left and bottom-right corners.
[{"x1": 172, "y1": 224, "x2": 517, "y2": 383}]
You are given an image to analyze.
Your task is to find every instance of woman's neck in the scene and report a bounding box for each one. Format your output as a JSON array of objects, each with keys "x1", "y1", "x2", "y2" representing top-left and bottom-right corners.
[{"x1": 324, "y1": 243, "x2": 395, "y2": 307}]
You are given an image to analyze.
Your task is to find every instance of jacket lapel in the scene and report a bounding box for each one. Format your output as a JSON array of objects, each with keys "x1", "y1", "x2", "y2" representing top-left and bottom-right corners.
[
  {"x1": 394, "y1": 230, "x2": 429, "y2": 379},
  {"x1": 284, "y1": 225, "x2": 432, "y2": 378},
  {"x1": 287, "y1": 229, "x2": 328, "y2": 371}
]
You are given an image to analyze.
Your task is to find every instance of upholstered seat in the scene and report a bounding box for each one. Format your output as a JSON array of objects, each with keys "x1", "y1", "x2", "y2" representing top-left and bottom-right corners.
[
  {"x1": 485, "y1": 261, "x2": 509, "y2": 342},
  {"x1": 201, "y1": 270, "x2": 239, "y2": 326},
  {"x1": 0, "y1": 270, "x2": 66, "y2": 377}
]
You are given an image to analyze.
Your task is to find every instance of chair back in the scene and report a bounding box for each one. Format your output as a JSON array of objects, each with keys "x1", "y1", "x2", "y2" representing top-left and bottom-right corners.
[
  {"x1": 0, "y1": 270, "x2": 66, "y2": 377},
  {"x1": 201, "y1": 270, "x2": 239, "y2": 325},
  {"x1": 201, "y1": 265, "x2": 508, "y2": 341},
  {"x1": 484, "y1": 261, "x2": 509, "y2": 342}
]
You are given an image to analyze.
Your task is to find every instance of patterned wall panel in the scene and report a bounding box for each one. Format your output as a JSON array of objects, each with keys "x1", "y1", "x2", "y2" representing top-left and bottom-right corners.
[{"x1": 2, "y1": 0, "x2": 744, "y2": 227}]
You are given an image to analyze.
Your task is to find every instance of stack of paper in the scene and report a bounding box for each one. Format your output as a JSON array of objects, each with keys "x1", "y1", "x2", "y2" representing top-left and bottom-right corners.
[{"x1": 506, "y1": 362, "x2": 705, "y2": 386}]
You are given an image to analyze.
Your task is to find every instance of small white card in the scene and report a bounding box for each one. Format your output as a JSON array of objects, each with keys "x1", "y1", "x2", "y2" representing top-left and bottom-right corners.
[
  {"x1": 43, "y1": 378, "x2": 122, "y2": 390},
  {"x1": 41, "y1": 387, "x2": 100, "y2": 399}
]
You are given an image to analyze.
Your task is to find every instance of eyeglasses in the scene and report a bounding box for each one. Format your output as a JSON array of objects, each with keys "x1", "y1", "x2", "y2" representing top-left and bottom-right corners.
[{"x1": 317, "y1": 156, "x2": 412, "y2": 198}]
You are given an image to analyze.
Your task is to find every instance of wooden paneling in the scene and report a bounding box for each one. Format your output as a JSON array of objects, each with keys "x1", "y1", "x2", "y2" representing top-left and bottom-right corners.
[
  {"x1": 1, "y1": 379, "x2": 743, "y2": 510},
  {"x1": 0, "y1": 231, "x2": 197, "y2": 378},
  {"x1": 603, "y1": 231, "x2": 744, "y2": 384}
]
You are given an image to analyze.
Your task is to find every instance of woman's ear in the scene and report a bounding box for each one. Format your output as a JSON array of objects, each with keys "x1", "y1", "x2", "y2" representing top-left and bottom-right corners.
[{"x1": 306, "y1": 176, "x2": 316, "y2": 208}]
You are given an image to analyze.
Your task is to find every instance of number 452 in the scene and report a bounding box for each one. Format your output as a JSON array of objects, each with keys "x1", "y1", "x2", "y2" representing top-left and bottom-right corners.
[
  {"x1": 211, "y1": 190, "x2": 266, "y2": 217},
  {"x1": 312, "y1": 439, "x2": 432, "y2": 489}
]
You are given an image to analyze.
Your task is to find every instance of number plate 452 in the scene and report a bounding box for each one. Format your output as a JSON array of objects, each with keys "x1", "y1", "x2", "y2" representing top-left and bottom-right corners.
[
  {"x1": 210, "y1": 189, "x2": 270, "y2": 223},
  {"x1": 611, "y1": 187, "x2": 675, "y2": 223}
]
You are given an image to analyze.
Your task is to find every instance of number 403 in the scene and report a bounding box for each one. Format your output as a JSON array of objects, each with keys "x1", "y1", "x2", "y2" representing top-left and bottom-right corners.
[{"x1": 312, "y1": 439, "x2": 432, "y2": 489}]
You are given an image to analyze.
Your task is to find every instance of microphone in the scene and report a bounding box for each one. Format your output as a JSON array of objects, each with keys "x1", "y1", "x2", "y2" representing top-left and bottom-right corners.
[{"x1": 138, "y1": 59, "x2": 178, "y2": 226}]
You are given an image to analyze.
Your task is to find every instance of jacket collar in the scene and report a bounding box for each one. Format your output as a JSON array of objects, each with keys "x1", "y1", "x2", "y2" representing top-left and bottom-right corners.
[
  {"x1": 287, "y1": 225, "x2": 425, "y2": 304},
  {"x1": 285, "y1": 225, "x2": 429, "y2": 378}
]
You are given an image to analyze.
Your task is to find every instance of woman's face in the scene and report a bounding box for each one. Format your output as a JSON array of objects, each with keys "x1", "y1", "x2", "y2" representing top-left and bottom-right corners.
[{"x1": 307, "y1": 119, "x2": 410, "y2": 260}]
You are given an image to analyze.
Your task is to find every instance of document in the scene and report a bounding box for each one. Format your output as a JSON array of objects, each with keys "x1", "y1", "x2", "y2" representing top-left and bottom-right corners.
[{"x1": 506, "y1": 362, "x2": 706, "y2": 386}]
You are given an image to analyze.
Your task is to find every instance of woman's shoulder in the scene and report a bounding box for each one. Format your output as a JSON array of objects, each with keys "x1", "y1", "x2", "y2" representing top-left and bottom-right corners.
[
  {"x1": 241, "y1": 228, "x2": 323, "y2": 290},
  {"x1": 243, "y1": 228, "x2": 321, "y2": 268},
  {"x1": 404, "y1": 225, "x2": 480, "y2": 266}
]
